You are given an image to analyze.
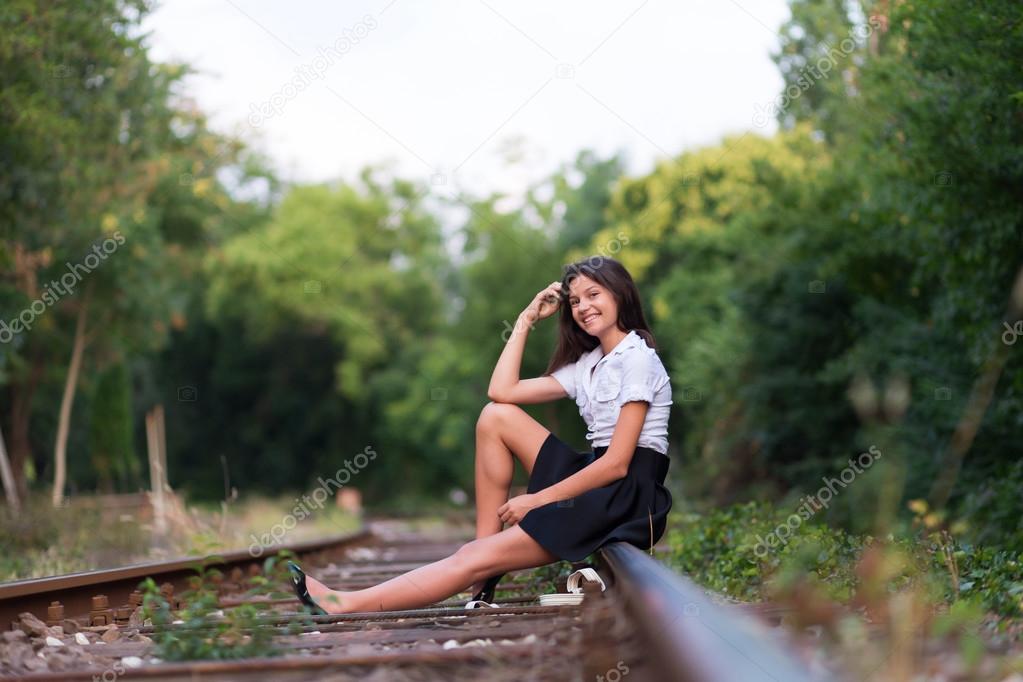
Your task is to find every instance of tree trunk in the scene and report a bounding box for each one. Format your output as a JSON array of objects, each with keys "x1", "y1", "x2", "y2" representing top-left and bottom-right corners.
[
  {"x1": 146, "y1": 406, "x2": 167, "y2": 534},
  {"x1": 52, "y1": 282, "x2": 93, "y2": 507},
  {"x1": 0, "y1": 425, "x2": 20, "y2": 514},
  {"x1": 6, "y1": 350, "x2": 45, "y2": 499},
  {"x1": 929, "y1": 265, "x2": 1023, "y2": 510}
]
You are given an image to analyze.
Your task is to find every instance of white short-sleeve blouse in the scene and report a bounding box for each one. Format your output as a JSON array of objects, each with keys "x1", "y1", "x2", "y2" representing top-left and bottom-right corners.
[{"x1": 549, "y1": 330, "x2": 672, "y2": 455}]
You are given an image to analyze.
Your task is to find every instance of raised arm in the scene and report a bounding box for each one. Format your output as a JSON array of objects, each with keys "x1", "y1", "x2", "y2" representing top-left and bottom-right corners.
[{"x1": 487, "y1": 281, "x2": 568, "y2": 405}]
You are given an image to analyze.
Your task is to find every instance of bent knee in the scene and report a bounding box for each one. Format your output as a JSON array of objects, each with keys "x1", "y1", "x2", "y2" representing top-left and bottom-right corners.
[
  {"x1": 453, "y1": 540, "x2": 498, "y2": 581},
  {"x1": 476, "y1": 401, "x2": 521, "y2": 433}
]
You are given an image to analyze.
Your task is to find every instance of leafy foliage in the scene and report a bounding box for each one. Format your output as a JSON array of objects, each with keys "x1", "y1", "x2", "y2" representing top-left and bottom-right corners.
[
  {"x1": 617, "y1": 0, "x2": 1023, "y2": 546},
  {"x1": 2, "y1": 1, "x2": 1021, "y2": 578},
  {"x1": 666, "y1": 501, "x2": 1023, "y2": 619},
  {"x1": 667, "y1": 501, "x2": 869, "y2": 603}
]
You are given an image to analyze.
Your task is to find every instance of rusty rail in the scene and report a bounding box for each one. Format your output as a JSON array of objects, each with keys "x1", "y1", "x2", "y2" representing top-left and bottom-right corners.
[
  {"x1": 2, "y1": 519, "x2": 824, "y2": 681},
  {"x1": 0, "y1": 527, "x2": 371, "y2": 628}
]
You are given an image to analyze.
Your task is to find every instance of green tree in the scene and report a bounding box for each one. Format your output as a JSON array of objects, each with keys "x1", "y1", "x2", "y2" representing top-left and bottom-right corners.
[
  {"x1": 196, "y1": 172, "x2": 449, "y2": 496},
  {"x1": 87, "y1": 362, "x2": 138, "y2": 492},
  {"x1": 0, "y1": 0, "x2": 271, "y2": 504}
]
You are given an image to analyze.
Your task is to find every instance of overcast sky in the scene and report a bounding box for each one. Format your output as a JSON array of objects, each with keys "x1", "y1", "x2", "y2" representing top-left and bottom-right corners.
[{"x1": 143, "y1": 0, "x2": 791, "y2": 198}]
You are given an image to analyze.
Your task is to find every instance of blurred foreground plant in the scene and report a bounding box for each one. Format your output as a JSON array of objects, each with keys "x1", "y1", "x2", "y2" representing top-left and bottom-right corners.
[{"x1": 666, "y1": 500, "x2": 1023, "y2": 679}]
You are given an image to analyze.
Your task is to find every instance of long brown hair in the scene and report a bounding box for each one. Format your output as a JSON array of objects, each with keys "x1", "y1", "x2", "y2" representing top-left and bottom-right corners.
[{"x1": 544, "y1": 256, "x2": 657, "y2": 375}]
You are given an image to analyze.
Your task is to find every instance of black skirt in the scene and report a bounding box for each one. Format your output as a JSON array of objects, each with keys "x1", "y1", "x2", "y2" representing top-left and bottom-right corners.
[{"x1": 518, "y1": 431, "x2": 672, "y2": 562}]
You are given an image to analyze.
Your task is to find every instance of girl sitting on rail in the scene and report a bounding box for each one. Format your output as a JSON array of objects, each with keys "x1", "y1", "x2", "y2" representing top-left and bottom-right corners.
[{"x1": 289, "y1": 256, "x2": 673, "y2": 614}]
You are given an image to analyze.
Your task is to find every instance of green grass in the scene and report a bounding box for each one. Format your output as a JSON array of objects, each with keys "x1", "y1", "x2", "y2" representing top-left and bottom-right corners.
[{"x1": 0, "y1": 494, "x2": 361, "y2": 582}]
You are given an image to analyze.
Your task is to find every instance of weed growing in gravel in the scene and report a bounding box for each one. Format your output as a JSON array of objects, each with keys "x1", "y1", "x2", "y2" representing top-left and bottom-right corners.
[{"x1": 139, "y1": 556, "x2": 296, "y2": 661}]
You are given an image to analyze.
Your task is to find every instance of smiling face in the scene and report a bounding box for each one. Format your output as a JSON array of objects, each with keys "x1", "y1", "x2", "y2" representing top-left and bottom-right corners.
[{"x1": 566, "y1": 274, "x2": 619, "y2": 336}]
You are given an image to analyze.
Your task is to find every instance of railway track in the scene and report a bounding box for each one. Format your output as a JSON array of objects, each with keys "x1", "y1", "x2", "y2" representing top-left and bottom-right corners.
[{"x1": 0, "y1": 517, "x2": 823, "y2": 681}]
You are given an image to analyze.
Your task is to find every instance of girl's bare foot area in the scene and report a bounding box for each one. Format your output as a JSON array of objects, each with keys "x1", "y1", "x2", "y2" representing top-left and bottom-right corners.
[{"x1": 305, "y1": 573, "x2": 347, "y2": 614}]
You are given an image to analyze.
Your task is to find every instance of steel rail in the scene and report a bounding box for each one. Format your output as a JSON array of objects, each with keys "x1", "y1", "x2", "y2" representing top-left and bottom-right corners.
[{"x1": 597, "y1": 541, "x2": 821, "y2": 682}]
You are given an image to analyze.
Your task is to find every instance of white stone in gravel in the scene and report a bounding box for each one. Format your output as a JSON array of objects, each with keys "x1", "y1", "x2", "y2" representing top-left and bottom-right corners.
[
  {"x1": 347, "y1": 548, "x2": 378, "y2": 560},
  {"x1": 122, "y1": 656, "x2": 143, "y2": 668},
  {"x1": 45, "y1": 636, "x2": 64, "y2": 647},
  {"x1": 301, "y1": 631, "x2": 322, "y2": 636},
  {"x1": 442, "y1": 639, "x2": 459, "y2": 650},
  {"x1": 74, "y1": 633, "x2": 89, "y2": 645}
]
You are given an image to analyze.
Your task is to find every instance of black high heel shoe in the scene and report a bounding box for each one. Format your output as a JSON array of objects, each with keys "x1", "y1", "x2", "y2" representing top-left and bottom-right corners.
[
  {"x1": 467, "y1": 572, "x2": 506, "y2": 607},
  {"x1": 287, "y1": 561, "x2": 328, "y2": 616}
]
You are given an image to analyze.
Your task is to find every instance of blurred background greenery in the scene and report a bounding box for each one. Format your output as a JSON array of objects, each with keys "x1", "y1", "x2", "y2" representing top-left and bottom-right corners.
[{"x1": 1, "y1": 0, "x2": 1021, "y2": 600}]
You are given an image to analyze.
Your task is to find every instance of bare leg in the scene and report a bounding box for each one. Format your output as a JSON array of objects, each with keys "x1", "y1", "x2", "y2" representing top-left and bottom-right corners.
[
  {"x1": 303, "y1": 525, "x2": 559, "y2": 614},
  {"x1": 469, "y1": 402, "x2": 550, "y2": 595}
]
